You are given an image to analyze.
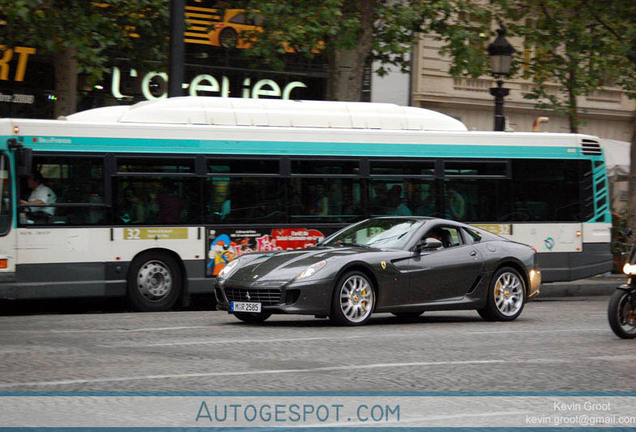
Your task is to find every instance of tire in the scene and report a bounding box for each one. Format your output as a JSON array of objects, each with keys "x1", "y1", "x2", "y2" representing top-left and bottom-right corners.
[
  {"x1": 477, "y1": 266, "x2": 525, "y2": 321},
  {"x1": 219, "y1": 27, "x2": 238, "y2": 48},
  {"x1": 330, "y1": 271, "x2": 375, "y2": 326},
  {"x1": 127, "y1": 251, "x2": 182, "y2": 312},
  {"x1": 234, "y1": 312, "x2": 272, "y2": 324},
  {"x1": 608, "y1": 289, "x2": 636, "y2": 339}
]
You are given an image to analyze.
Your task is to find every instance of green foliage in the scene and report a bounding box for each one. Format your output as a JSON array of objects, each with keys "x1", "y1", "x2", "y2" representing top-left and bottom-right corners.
[
  {"x1": 428, "y1": 0, "x2": 636, "y2": 131},
  {"x1": 0, "y1": 0, "x2": 169, "y2": 83}
]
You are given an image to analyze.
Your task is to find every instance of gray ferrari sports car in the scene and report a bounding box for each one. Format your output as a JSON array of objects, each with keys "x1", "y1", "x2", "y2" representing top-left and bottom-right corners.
[{"x1": 215, "y1": 217, "x2": 541, "y2": 326}]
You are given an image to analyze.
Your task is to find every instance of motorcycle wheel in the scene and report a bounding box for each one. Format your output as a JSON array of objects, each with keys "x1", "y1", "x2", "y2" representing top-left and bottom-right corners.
[{"x1": 608, "y1": 289, "x2": 636, "y2": 339}]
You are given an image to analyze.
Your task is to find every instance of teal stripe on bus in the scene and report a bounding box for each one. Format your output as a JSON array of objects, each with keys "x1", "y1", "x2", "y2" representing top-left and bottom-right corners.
[{"x1": 20, "y1": 137, "x2": 589, "y2": 159}]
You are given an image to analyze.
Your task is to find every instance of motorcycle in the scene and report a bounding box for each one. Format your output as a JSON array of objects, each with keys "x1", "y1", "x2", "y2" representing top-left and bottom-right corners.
[{"x1": 608, "y1": 241, "x2": 636, "y2": 339}]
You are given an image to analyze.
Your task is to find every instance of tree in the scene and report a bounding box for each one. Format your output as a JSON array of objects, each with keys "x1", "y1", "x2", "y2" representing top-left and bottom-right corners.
[
  {"x1": 489, "y1": 0, "x2": 623, "y2": 133},
  {"x1": 241, "y1": 0, "x2": 439, "y2": 101},
  {"x1": 576, "y1": 0, "x2": 636, "y2": 231},
  {"x1": 0, "y1": 0, "x2": 169, "y2": 117}
]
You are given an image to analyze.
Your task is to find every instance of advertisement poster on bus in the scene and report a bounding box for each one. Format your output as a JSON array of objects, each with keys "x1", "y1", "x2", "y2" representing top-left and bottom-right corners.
[{"x1": 206, "y1": 227, "x2": 325, "y2": 276}]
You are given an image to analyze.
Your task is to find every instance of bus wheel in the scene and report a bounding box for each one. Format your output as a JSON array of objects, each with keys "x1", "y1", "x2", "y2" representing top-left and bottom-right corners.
[{"x1": 127, "y1": 252, "x2": 182, "y2": 312}]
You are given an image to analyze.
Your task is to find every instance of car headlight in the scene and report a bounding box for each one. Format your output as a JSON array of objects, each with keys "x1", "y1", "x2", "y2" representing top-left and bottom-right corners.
[
  {"x1": 217, "y1": 258, "x2": 241, "y2": 280},
  {"x1": 624, "y1": 263, "x2": 636, "y2": 276},
  {"x1": 296, "y1": 260, "x2": 327, "y2": 280}
]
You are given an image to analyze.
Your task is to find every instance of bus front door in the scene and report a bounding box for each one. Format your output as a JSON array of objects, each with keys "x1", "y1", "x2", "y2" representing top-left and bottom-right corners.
[{"x1": 0, "y1": 152, "x2": 17, "y2": 291}]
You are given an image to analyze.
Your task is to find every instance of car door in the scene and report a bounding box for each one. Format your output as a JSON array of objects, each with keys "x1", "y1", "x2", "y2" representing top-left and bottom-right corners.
[{"x1": 407, "y1": 226, "x2": 484, "y2": 304}]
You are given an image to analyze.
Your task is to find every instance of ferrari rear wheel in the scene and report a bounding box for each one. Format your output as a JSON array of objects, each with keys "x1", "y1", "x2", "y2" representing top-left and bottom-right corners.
[
  {"x1": 330, "y1": 271, "x2": 375, "y2": 326},
  {"x1": 234, "y1": 312, "x2": 272, "y2": 324},
  {"x1": 478, "y1": 266, "x2": 525, "y2": 321}
]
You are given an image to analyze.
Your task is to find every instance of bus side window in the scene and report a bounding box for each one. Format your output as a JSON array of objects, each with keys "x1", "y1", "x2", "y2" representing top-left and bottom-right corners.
[{"x1": 20, "y1": 156, "x2": 107, "y2": 226}]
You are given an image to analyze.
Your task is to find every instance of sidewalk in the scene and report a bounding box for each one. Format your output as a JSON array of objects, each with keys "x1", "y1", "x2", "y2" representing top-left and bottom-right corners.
[{"x1": 537, "y1": 274, "x2": 627, "y2": 298}]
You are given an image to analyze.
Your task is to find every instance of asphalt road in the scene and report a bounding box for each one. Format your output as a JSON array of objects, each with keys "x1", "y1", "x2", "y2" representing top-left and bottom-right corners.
[{"x1": 0, "y1": 296, "x2": 634, "y2": 393}]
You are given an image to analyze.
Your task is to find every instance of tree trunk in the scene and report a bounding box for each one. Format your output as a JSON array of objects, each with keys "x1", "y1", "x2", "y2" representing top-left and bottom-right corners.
[
  {"x1": 567, "y1": 60, "x2": 578, "y2": 133},
  {"x1": 53, "y1": 48, "x2": 78, "y2": 118},
  {"x1": 328, "y1": 49, "x2": 361, "y2": 101},
  {"x1": 326, "y1": 0, "x2": 375, "y2": 101}
]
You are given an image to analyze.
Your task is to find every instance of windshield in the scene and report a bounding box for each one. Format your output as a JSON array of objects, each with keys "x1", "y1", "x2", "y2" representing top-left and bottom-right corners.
[
  {"x1": 322, "y1": 218, "x2": 422, "y2": 250},
  {"x1": 0, "y1": 153, "x2": 11, "y2": 235}
]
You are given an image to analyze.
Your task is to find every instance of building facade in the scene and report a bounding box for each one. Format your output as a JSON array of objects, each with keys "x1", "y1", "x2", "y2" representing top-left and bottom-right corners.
[{"x1": 411, "y1": 34, "x2": 635, "y2": 141}]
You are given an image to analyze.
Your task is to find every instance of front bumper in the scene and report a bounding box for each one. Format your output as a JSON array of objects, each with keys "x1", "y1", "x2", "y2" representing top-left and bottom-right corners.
[{"x1": 215, "y1": 277, "x2": 334, "y2": 315}]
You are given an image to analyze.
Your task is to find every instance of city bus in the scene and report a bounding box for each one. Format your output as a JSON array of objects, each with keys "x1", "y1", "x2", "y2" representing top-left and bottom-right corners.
[{"x1": 0, "y1": 97, "x2": 612, "y2": 311}]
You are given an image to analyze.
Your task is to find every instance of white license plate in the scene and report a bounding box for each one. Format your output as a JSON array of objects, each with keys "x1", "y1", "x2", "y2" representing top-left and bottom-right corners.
[{"x1": 231, "y1": 301, "x2": 262, "y2": 313}]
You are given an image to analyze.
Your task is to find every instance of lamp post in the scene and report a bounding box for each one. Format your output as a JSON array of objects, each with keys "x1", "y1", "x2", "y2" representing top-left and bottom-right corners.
[
  {"x1": 168, "y1": 0, "x2": 185, "y2": 97},
  {"x1": 488, "y1": 25, "x2": 514, "y2": 131}
]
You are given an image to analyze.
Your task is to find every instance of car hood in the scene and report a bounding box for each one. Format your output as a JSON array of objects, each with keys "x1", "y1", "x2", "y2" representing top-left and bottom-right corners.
[{"x1": 228, "y1": 246, "x2": 378, "y2": 283}]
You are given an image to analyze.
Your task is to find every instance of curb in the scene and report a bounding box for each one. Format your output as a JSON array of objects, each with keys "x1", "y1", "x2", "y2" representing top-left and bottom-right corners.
[{"x1": 537, "y1": 275, "x2": 627, "y2": 298}]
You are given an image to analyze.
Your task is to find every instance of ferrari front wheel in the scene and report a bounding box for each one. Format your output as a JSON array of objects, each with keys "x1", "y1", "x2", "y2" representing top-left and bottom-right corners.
[
  {"x1": 478, "y1": 266, "x2": 525, "y2": 321},
  {"x1": 330, "y1": 271, "x2": 375, "y2": 326}
]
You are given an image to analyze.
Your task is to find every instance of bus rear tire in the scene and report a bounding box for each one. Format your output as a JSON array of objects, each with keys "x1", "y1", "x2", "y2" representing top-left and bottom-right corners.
[{"x1": 127, "y1": 251, "x2": 182, "y2": 312}]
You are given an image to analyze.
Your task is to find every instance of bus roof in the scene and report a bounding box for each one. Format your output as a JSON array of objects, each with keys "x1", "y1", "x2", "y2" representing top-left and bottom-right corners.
[{"x1": 65, "y1": 96, "x2": 469, "y2": 132}]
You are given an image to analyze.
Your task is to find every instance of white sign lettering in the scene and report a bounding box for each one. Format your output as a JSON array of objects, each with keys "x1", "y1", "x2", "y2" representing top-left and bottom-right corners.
[{"x1": 111, "y1": 67, "x2": 307, "y2": 101}]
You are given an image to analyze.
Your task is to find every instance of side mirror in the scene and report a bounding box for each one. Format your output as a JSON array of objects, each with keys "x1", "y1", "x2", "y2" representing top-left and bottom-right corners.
[
  {"x1": 16, "y1": 147, "x2": 32, "y2": 177},
  {"x1": 417, "y1": 237, "x2": 442, "y2": 252},
  {"x1": 9, "y1": 139, "x2": 32, "y2": 177}
]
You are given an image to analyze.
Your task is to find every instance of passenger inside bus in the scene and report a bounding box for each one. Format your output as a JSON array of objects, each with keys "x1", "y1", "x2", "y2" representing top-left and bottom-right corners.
[
  {"x1": 307, "y1": 182, "x2": 328, "y2": 216},
  {"x1": 446, "y1": 186, "x2": 466, "y2": 220},
  {"x1": 118, "y1": 185, "x2": 146, "y2": 223},
  {"x1": 370, "y1": 182, "x2": 390, "y2": 214},
  {"x1": 157, "y1": 179, "x2": 186, "y2": 224},
  {"x1": 388, "y1": 185, "x2": 412, "y2": 216}
]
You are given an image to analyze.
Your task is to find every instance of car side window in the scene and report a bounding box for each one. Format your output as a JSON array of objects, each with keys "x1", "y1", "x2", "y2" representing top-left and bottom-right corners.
[
  {"x1": 423, "y1": 226, "x2": 463, "y2": 249},
  {"x1": 462, "y1": 227, "x2": 482, "y2": 244},
  {"x1": 443, "y1": 227, "x2": 462, "y2": 248}
]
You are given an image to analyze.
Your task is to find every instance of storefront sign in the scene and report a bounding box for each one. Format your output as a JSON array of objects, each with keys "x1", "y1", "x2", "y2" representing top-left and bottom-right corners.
[
  {"x1": 112, "y1": 67, "x2": 309, "y2": 101},
  {"x1": 0, "y1": 46, "x2": 37, "y2": 82}
]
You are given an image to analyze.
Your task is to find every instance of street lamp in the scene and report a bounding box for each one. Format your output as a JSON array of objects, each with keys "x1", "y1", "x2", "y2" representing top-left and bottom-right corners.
[{"x1": 488, "y1": 25, "x2": 515, "y2": 131}]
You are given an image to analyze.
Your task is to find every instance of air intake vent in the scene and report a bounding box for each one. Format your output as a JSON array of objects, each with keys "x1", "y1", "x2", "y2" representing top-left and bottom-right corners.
[{"x1": 581, "y1": 139, "x2": 602, "y2": 155}]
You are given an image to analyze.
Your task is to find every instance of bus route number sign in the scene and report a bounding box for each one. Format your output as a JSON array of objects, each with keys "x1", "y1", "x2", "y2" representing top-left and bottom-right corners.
[
  {"x1": 123, "y1": 228, "x2": 188, "y2": 240},
  {"x1": 472, "y1": 224, "x2": 512, "y2": 236}
]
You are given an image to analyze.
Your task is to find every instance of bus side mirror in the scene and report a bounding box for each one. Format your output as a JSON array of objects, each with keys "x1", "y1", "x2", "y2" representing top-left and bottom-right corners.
[{"x1": 9, "y1": 139, "x2": 32, "y2": 177}]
